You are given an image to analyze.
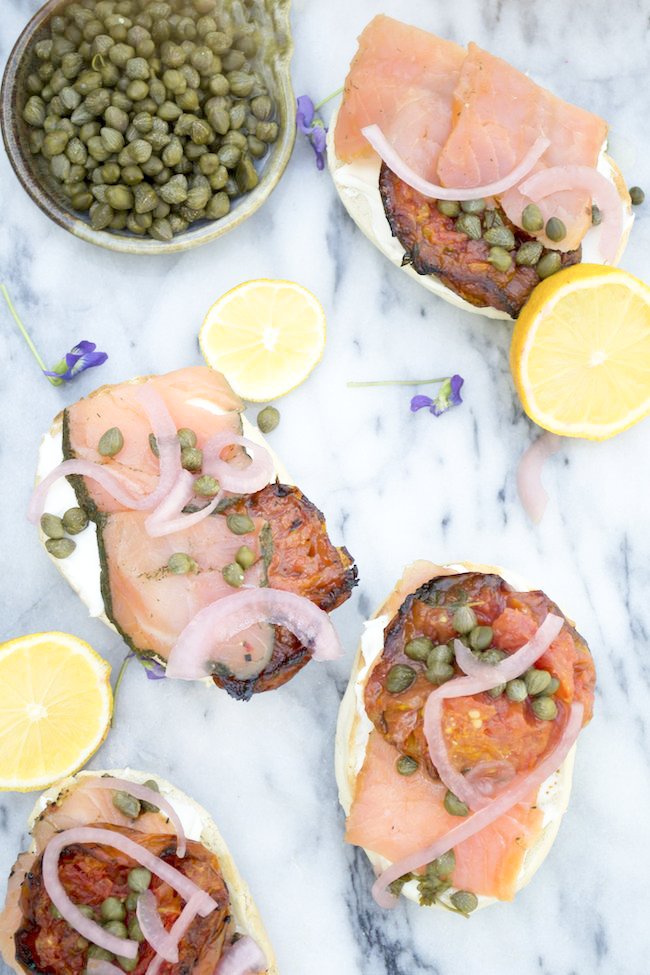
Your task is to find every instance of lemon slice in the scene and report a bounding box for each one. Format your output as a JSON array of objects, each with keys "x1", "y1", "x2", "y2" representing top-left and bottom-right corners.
[
  {"x1": 511, "y1": 264, "x2": 650, "y2": 440},
  {"x1": 199, "y1": 279, "x2": 326, "y2": 401},
  {"x1": 0, "y1": 632, "x2": 112, "y2": 791}
]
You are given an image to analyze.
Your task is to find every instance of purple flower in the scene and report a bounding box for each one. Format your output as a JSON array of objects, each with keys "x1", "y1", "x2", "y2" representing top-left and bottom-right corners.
[
  {"x1": 139, "y1": 656, "x2": 167, "y2": 680},
  {"x1": 296, "y1": 94, "x2": 328, "y2": 170},
  {"x1": 44, "y1": 340, "x2": 108, "y2": 383},
  {"x1": 410, "y1": 375, "x2": 464, "y2": 417}
]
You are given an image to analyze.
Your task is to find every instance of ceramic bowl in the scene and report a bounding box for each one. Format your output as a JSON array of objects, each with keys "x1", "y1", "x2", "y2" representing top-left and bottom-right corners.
[{"x1": 0, "y1": 0, "x2": 295, "y2": 254}]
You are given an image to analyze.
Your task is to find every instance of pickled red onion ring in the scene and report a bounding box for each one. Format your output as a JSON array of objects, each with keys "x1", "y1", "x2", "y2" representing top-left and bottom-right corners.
[
  {"x1": 137, "y1": 890, "x2": 179, "y2": 963},
  {"x1": 166, "y1": 588, "x2": 342, "y2": 680},
  {"x1": 83, "y1": 777, "x2": 186, "y2": 857},
  {"x1": 42, "y1": 827, "x2": 216, "y2": 958},
  {"x1": 519, "y1": 165, "x2": 624, "y2": 263},
  {"x1": 362, "y1": 124, "x2": 550, "y2": 201},
  {"x1": 517, "y1": 432, "x2": 561, "y2": 525},
  {"x1": 144, "y1": 892, "x2": 204, "y2": 975},
  {"x1": 87, "y1": 961, "x2": 125, "y2": 975},
  {"x1": 215, "y1": 936, "x2": 268, "y2": 975},
  {"x1": 424, "y1": 613, "x2": 564, "y2": 812},
  {"x1": 28, "y1": 386, "x2": 181, "y2": 523},
  {"x1": 202, "y1": 432, "x2": 274, "y2": 494},
  {"x1": 373, "y1": 701, "x2": 584, "y2": 908}
]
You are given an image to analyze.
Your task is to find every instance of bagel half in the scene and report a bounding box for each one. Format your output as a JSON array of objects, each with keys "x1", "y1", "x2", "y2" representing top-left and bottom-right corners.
[
  {"x1": 335, "y1": 560, "x2": 581, "y2": 911},
  {"x1": 0, "y1": 767, "x2": 277, "y2": 973}
]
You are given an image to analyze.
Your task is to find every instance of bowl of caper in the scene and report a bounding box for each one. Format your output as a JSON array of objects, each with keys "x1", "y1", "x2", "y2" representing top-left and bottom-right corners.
[{"x1": 1, "y1": 0, "x2": 294, "y2": 253}]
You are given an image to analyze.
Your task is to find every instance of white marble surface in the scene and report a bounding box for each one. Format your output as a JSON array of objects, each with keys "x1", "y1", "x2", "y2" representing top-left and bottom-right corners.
[{"x1": 1, "y1": 0, "x2": 650, "y2": 973}]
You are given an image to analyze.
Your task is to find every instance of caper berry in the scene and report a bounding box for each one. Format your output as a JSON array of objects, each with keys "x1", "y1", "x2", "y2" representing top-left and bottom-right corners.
[
  {"x1": 41, "y1": 513, "x2": 65, "y2": 539},
  {"x1": 98, "y1": 426, "x2": 124, "y2": 456},
  {"x1": 385, "y1": 664, "x2": 417, "y2": 694},
  {"x1": 127, "y1": 867, "x2": 152, "y2": 893},
  {"x1": 468, "y1": 626, "x2": 493, "y2": 652},
  {"x1": 524, "y1": 668, "x2": 552, "y2": 696},
  {"x1": 194, "y1": 474, "x2": 219, "y2": 497},
  {"x1": 167, "y1": 552, "x2": 198, "y2": 575},
  {"x1": 404, "y1": 636, "x2": 434, "y2": 662},
  {"x1": 521, "y1": 203, "x2": 544, "y2": 233},
  {"x1": 256, "y1": 405, "x2": 280, "y2": 434},
  {"x1": 545, "y1": 216, "x2": 566, "y2": 242},
  {"x1": 629, "y1": 186, "x2": 645, "y2": 206},
  {"x1": 531, "y1": 695, "x2": 558, "y2": 721},
  {"x1": 452, "y1": 606, "x2": 477, "y2": 634},
  {"x1": 444, "y1": 790, "x2": 469, "y2": 817},
  {"x1": 536, "y1": 251, "x2": 562, "y2": 279},
  {"x1": 62, "y1": 506, "x2": 89, "y2": 535},
  {"x1": 235, "y1": 545, "x2": 256, "y2": 570},
  {"x1": 436, "y1": 200, "x2": 460, "y2": 218},
  {"x1": 396, "y1": 755, "x2": 419, "y2": 776},
  {"x1": 226, "y1": 513, "x2": 254, "y2": 535},
  {"x1": 450, "y1": 890, "x2": 479, "y2": 914},
  {"x1": 112, "y1": 790, "x2": 141, "y2": 819},
  {"x1": 100, "y1": 896, "x2": 126, "y2": 922},
  {"x1": 45, "y1": 537, "x2": 76, "y2": 559},
  {"x1": 506, "y1": 678, "x2": 528, "y2": 702},
  {"x1": 222, "y1": 562, "x2": 245, "y2": 588}
]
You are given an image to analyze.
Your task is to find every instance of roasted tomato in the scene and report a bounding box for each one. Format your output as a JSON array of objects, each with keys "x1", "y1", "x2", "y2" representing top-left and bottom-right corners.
[
  {"x1": 365, "y1": 572, "x2": 596, "y2": 782},
  {"x1": 379, "y1": 165, "x2": 582, "y2": 317},
  {"x1": 15, "y1": 826, "x2": 230, "y2": 975},
  {"x1": 212, "y1": 483, "x2": 358, "y2": 699}
]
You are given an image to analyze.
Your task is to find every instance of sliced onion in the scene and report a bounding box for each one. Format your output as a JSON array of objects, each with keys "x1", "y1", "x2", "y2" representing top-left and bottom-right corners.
[
  {"x1": 517, "y1": 432, "x2": 561, "y2": 525},
  {"x1": 144, "y1": 471, "x2": 224, "y2": 537},
  {"x1": 519, "y1": 165, "x2": 624, "y2": 263},
  {"x1": 137, "y1": 890, "x2": 178, "y2": 963},
  {"x1": 87, "y1": 961, "x2": 125, "y2": 975},
  {"x1": 144, "y1": 891, "x2": 204, "y2": 975},
  {"x1": 202, "y1": 432, "x2": 274, "y2": 494},
  {"x1": 362, "y1": 124, "x2": 550, "y2": 201},
  {"x1": 83, "y1": 777, "x2": 186, "y2": 857},
  {"x1": 464, "y1": 761, "x2": 517, "y2": 797},
  {"x1": 373, "y1": 701, "x2": 584, "y2": 908},
  {"x1": 29, "y1": 386, "x2": 181, "y2": 524},
  {"x1": 166, "y1": 588, "x2": 342, "y2": 680},
  {"x1": 424, "y1": 613, "x2": 564, "y2": 812},
  {"x1": 215, "y1": 936, "x2": 268, "y2": 975},
  {"x1": 42, "y1": 827, "x2": 217, "y2": 958}
]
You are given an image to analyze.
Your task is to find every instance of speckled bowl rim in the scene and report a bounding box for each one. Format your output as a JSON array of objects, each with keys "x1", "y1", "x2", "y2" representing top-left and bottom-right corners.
[{"x1": 0, "y1": 0, "x2": 295, "y2": 255}]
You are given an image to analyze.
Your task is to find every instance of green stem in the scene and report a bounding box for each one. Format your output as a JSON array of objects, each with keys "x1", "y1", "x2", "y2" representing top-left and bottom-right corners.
[
  {"x1": 111, "y1": 652, "x2": 132, "y2": 726},
  {"x1": 347, "y1": 377, "x2": 448, "y2": 388},
  {"x1": 1, "y1": 284, "x2": 59, "y2": 385},
  {"x1": 314, "y1": 86, "x2": 344, "y2": 113}
]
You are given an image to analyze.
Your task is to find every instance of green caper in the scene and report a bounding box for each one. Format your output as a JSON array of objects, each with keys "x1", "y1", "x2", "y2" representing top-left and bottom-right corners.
[
  {"x1": 450, "y1": 890, "x2": 479, "y2": 914},
  {"x1": 128, "y1": 917, "x2": 144, "y2": 942},
  {"x1": 256, "y1": 405, "x2": 280, "y2": 434},
  {"x1": 590, "y1": 204, "x2": 602, "y2": 225},
  {"x1": 45, "y1": 537, "x2": 76, "y2": 559},
  {"x1": 468, "y1": 626, "x2": 493, "y2": 651},
  {"x1": 50, "y1": 903, "x2": 63, "y2": 919},
  {"x1": 385, "y1": 664, "x2": 417, "y2": 694},
  {"x1": 487, "y1": 683, "x2": 506, "y2": 699},
  {"x1": 629, "y1": 186, "x2": 645, "y2": 205},
  {"x1": 23, "y1": 97, "x2": 46, "y2": 127},
  {"x1": 404, "y1": 636, "x2": 434, "y2": 662},
  {"x1": 531, "y1": 696, "x2": 558, "y2": 721},
  {"x1": 255, "y1": 120, "x2": 278, "y2": 143},
  {"x1": 226, "y1": 513, "x2": 255, "y2": 535},
  {"x1": 251, "y1": 95, "x2": 273, "y2": 121},
  {"x1": 487, "y1": 246, "x2": 513, "y2": 273},
  {"x1": 88, "y1": 946, "x2": 115, "y2": 961},
  {"x1": 62, "y1": 507, "x2": 89, "y2": 535},
  {"x1": 426, "y1": 644, "x2": 454, "y2": 666},
  {"x1": 436, "y1": 200, "x2": 460, "y2": 218},
  {"x1": 396, "y1": 755, "x2": 419, "y2": 776},
  {"x1": 117, "y1": 955, "x2": 138, "y2": 973},
  {"x1": 194, "y1": 474, "x2": 219, "y2": 497},
  {"x1": 77, "y1": 904, "x2": 95, "y2": 919},
  {"x1": 524, "y1": 668, "x2": 552, "y2": 696},
  {"x1": 103, "y1": 920, "x2": 128, "y2": 938},
  {"x1": 140, "y1": 778, "x2": 160, "y2": 813},
  {"x1": 515, "y1": 240, "x2": 544, "y2": 267},
  {"x1": 536, "y1": 251, "x2": 562, "y2": 279},
  {"x1": 181, "y1": 446, "x2": 203, "y2": 471},
  {"x1": 547, "y1": 677, "x2": 560, "y2": 695},
  {"x1": 455, "y1": 212, "x2": 482, "y2": 240},
  {"x1": 235, "y1": 545, "x2": 256, "y2": 570},
  {"x1": 167, "y1": 552, "x2": 198, "y2": 575},
  {"x1": 112, "y1": 790, "x2": 141, "y2": 819},
  {"x1": 222, "y1": 562, "x2": 245, "y2": 588},
  {"x1": 425, "y1": 661, "x2": 454, "y2": 685},
  {"x1": 127, "y1": 867, "x2": 152, "y2": 893},
  {"x1": 460, "y1": 198, "x2": 486, "y2": 214},
  {"x1": 100, "y1": 897, "x2": 126, "y2": 922},
  {"x1": 98, "y1": 426, "x2": 124, "y2": 456},
  {"x1": 521, "y1": 203, "x2": 544, "y2": 233},
  {"x1": 444, "y1": 790, "x2": 469, "y2": 817},
  {"x1": 432, "y1": 849, "x2": 456, "y2": 879},
  {"x1": 452, "y1": 605, "x2": 477, "y2": 634},
  {"x1": 206, "y1": 191, "x2": 230, "y2": 219},
  {"x1": 148, "y1": 433, "x2": 159, "y2": 458},
  {"x1": 125, "y1": 892, "x2": 139, "y2": 912},
  {"x1": 159, "y1": 173, "x2": 188, "y2": 203},
  {"x1": 479, "y1": 648, "x2": 506, "y2": 665},
  {"x1": 506, "y1": 678, "x2": 528, "y2": 702},
  {"x1": 483, "y1": 225, "x2": 515, "y2": 249},
  {"x1": 545, "y1": 217, "x2": 566, "y2": 242},
  {"x1": 41, "y1": 513, "x2": 65, "y2": 539}
]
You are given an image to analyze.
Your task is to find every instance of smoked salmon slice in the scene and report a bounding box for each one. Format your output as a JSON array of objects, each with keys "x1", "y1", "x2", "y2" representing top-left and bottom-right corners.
[
  {"x1": 346, "y1": 731, "x2": 543, "y2": 901},
  {"x1": 334, "y1": 15, "x2": 465, "y2": 180}
]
